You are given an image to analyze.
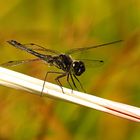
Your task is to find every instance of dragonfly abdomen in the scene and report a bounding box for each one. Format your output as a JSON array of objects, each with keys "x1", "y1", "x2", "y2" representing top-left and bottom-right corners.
[{"x1": 7, "y1": 40, "x2": 53, "y2": 61}]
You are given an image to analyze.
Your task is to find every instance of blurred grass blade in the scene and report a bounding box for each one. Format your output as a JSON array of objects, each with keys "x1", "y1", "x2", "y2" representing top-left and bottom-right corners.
[{"x1": 0, "y1": 67, "x2": 140, "y2": 122}]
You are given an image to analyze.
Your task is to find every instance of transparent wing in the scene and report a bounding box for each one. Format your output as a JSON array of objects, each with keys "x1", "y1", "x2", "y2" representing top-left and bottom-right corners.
[
  {"x1": 22, "y1": 43, "x2": 60, "y2": 55},
  {"x1": 7, "y1": 40, "x2": 60, "y2": 55},
  {"x1": 76, "y1": 59, "x2": 104, "y2": 68},
  {"x1": 66, "y1": 40, "x2": 123, "y2": 54},
  {"x1": 1, "y1": 58, "x2": 41, "y2": 67}
]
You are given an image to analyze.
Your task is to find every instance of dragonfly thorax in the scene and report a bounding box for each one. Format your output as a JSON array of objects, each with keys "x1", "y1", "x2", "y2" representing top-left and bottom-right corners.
[
  {"x1": 53, "y1": 54, "x2": 73, "y2": 71},
  {"x1": 53, "y1": 54, "x2": 85, "y2": 76},
  {"x1": 72, "y1": 61, "x2": 85, "y2": 76}
]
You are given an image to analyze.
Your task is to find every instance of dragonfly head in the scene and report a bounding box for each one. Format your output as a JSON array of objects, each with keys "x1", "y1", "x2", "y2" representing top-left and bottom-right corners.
[{"x1": 72, "y1": 61, "x2": 85, "y2": 76}]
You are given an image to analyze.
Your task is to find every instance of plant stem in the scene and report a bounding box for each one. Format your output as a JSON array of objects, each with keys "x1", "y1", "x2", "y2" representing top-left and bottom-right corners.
[{"x1": 0, "y1": 67, "x2": 140, "y2": 122}]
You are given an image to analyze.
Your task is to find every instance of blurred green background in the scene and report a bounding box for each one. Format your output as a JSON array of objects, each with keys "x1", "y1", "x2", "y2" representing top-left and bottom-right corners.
[{"x1": 0, "y1": 0, "x2": 140, "y2": 140}]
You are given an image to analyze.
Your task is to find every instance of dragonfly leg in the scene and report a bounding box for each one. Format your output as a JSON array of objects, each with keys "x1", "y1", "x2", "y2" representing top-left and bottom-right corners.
[
  {"x1": 69, "y1": 73, "x2": 79, "y2": 91},
  {"x1": 73, "y1": 74, "x2": 86, "y2": 93},
  {"x1": 41, "y1": 71, "x2": 65, "y2": 96},
  {"x1": 55, "y1": 73, "x2": 67, "y2": 93},
  {"x1": 67, "y1": 74, "x2": 73, "y2": 93}
]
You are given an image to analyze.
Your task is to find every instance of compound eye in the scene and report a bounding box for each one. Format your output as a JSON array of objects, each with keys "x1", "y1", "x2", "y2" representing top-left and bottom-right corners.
[{"x1": 72, "y1": 61, "x2": 85, "y2": 76}]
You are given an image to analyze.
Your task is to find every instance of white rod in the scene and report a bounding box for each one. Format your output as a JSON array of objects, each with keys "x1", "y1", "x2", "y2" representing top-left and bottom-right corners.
[{"x1": 0, "y1": 67, "x2": 140, "y2": 122}]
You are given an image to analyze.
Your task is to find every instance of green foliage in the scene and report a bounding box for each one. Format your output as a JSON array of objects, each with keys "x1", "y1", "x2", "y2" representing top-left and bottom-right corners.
[{"x1": 0, "y1": 0, "x2": 140, "y2": 140}]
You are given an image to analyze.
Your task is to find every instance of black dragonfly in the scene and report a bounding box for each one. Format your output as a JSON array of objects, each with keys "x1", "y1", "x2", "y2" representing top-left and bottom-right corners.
[{"x1": 1, "y1": 39, "x2": 122, "y2": 95}]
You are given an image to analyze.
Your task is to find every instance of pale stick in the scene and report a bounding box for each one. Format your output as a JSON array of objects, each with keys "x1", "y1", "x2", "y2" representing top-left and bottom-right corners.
[{"x1": 0, "y1": 67, "x2": 139, "y2": 122}]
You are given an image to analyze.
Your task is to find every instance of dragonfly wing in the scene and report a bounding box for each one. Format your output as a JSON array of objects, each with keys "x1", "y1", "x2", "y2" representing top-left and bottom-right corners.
[
  {"x1": 1, "y1": 58, "x2": 41, "y2": 67},
  {"x1": 76, "y1": 59, "x2": 104, "y2": 68},
  {"x1": 22, "y1": 43, "x2": 60, "y2": 55},
  {"x1": 66, "y1": 40, "x2": 123, "y2": 54}
]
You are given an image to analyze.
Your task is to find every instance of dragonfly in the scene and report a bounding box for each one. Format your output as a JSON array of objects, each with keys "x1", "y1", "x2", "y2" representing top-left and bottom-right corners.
[{"x1": 1, "y1": 39, "x2": 123, "y2": 95}]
